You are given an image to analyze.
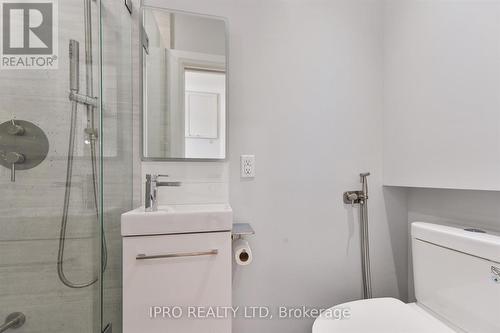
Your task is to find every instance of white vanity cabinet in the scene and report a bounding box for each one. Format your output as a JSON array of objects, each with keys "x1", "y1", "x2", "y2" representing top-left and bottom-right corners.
[
  {"x1": 122, "y1": 231, "x2": 232, "y2": 333},
  {"x1": 121, "y1": 204, "x2": 233, "y2": 332}
]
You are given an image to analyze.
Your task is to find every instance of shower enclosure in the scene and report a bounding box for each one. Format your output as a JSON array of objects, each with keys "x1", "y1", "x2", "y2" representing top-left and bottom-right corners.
[{"x1": 0, "y1": 0, "x2": 132, "y2": 332}]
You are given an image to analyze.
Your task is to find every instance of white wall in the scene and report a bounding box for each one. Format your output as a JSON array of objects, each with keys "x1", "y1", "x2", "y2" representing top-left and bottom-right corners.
[
  {"x1": 382, "y1": 2, "x2": 500, "y2": 305},
  {"x1": 173, "y1": 13, "x2": 226, "y2": 56},
  {"x1": 383, "y1": 0, "x2": 500, "y2": 190},
  {"x1": 136, "y1": 2, "x2": 500, "y2": 333},
  {"x1": 142, "y1": 1, "x2": 408, "y2": 333}
]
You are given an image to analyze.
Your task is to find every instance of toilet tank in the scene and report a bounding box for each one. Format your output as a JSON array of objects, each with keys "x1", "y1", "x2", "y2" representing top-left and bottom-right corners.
[{"x1": 411, "y1": 222, "x2": 500, "y2": 333}]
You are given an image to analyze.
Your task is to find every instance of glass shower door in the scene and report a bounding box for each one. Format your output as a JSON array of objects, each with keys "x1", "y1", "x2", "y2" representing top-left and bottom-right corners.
[
  {"x1": 99, "y1": 0, "x2": 133, "y2": 332},
  {"x1": 0, "y1": 0, "x2": 133, "y2": 332},
  {"x1": 0, "y1": 0, "x2": 102, "y2": 331}
]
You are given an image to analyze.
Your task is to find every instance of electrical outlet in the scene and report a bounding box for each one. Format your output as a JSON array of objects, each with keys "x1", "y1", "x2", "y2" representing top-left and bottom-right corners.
[{"x1": 240, "y1": 155, "x2": 255, "y2": 178}]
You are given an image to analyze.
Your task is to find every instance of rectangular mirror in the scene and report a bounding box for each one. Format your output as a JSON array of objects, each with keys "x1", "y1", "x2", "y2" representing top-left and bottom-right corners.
[{"x1": 141, "y1": 7, "x2": 228, "y2": 160}]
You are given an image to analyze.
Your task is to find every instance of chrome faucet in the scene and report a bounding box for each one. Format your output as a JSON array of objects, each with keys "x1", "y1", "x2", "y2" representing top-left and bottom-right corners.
[{"x1": 145, "y1": 174, "x2": 182, "y2": 212}]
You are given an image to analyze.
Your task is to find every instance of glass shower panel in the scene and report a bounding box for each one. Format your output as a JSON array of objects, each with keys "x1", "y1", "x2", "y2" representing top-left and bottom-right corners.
[
  {"x1": 100, "y1": 0, "x2": 133, "y2": 332},
  {"x1": 0, "y1": 0, "x2": 101, "y2": 332}
]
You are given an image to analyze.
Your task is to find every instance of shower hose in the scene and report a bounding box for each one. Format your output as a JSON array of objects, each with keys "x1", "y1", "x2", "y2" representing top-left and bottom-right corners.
[{"x1": 57, "y1": 99, "x2": 107, "y2": 288}]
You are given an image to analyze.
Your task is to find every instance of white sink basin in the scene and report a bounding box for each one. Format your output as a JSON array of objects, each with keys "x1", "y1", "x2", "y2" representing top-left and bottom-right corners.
[{"x1": 121, "y1": 204, "x2": 233, "y2": 236}]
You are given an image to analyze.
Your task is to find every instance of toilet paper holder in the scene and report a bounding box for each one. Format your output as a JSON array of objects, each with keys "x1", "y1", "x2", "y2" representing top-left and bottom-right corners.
[{"x1": 232, "y1": 223, "x2": 255, "y2": 240}]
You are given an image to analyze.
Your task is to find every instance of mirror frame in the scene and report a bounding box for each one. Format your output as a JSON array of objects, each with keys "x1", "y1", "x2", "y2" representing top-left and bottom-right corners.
[{"x1": 140, "y1": 6, "x2": 229, "y2": 162}]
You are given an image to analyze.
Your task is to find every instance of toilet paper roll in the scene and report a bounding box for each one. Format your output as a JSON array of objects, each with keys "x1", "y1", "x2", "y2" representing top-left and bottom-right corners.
[{"x1": 233, "y1": 239, "x2": 253, "y2": 266}]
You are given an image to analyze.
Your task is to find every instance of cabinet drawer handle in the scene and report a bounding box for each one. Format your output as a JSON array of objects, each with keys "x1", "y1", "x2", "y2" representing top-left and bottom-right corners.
[{"x1": 136, "y1": 249, "x2": 218, "y2": 260}]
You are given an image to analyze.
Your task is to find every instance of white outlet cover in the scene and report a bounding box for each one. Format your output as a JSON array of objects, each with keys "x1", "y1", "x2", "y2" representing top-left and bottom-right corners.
[{"x1": 240, "y1": 155, "x2": 255, "y2": 178}]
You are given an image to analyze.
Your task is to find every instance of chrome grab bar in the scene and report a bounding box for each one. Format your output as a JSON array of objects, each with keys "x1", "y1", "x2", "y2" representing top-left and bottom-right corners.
[
  {"x1": 0, "y1": 313, "x2": 25, "y2": 333},
  {"x1": 136, "y1": 249, "x2": 218, "y2": 260}
]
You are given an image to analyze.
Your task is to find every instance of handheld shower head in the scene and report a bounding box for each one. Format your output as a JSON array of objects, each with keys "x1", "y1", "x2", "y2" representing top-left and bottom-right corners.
[{"x1": 69, "y1": 40, "x2": 79, "y2": 92}]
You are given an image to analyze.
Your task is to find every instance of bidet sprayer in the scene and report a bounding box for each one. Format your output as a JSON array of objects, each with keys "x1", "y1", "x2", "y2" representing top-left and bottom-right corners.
[{"x1": 360, "y1": 172, "x2": 370, "y2": 201}]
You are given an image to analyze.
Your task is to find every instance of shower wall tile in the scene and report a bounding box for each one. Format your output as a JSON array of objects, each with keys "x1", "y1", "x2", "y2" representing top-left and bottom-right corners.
[
  {"x1": 1, "y1": 292, "x2": 96, "y2": 333},
  {"x1": 0, "y1": 239, "x2": 98, "y2": 296}
]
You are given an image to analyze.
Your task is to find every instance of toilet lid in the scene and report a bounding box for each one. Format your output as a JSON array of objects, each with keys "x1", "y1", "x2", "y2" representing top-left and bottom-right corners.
[{"x1": 313, "y1": 297, "x2": 456, "y2": 333}]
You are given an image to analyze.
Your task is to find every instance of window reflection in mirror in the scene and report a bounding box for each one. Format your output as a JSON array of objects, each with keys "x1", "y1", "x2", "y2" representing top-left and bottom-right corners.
[{"x1": 141, "y1": 8, "x2": 227, "y2": 160}]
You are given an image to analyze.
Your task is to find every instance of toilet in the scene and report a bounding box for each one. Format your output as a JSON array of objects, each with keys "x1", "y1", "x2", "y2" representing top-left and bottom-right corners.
[{"x1": 313, "y1": 222, "x2": 500, "y2": 332}]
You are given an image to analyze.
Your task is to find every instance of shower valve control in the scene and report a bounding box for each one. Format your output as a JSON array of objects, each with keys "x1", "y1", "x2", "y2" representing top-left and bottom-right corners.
[
  {"x1": 5, "y1": 152, "x2": 25, "y2": 164},
  {"x1": 0, "y1": 120, "x2": 49, "y2": 183},
  {"x1": 5, "y1": 152, "x2": 25, "y2": 182},
  {"x1": 345, "y1": 192, "x2": 359, "y2": 206},
  {"x1": 8, "y1": 121, "x2": 25, "y2": 136}
]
